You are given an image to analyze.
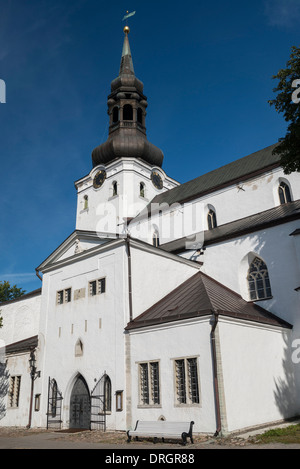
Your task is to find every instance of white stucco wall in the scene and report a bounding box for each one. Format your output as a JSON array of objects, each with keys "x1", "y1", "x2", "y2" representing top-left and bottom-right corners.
[
  {"x1": 129, "y1": 166, "x2": 300, "y2": 247},
  {"x1": 218, "y1": 318, "x2": 296, "y2": 432},
  {"x1": 128, "y1": 317, "x2": 216, "y2": 434},
  {"x1": 0, "y1": 351, "x2": 33, "y2": 427},
  {"x1": 35, "y1": 243, "x2": 127, "y2": 430},
  {"x1": 129, "y1": 242, "x2": 201, "y2": 319},
  {"x1": 0, "y1": 292, "x2": 41, "y2": 347}
]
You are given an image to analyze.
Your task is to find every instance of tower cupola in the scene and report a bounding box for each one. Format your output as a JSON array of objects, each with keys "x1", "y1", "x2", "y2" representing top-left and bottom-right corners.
[{"x1": 92, "y1": 27, "x2": 164, "y2": 168}]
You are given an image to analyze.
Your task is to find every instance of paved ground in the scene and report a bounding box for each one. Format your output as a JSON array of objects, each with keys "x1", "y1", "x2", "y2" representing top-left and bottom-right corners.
[{"x1": 1, "y1": 427, "x2": 300, "y2": 450}]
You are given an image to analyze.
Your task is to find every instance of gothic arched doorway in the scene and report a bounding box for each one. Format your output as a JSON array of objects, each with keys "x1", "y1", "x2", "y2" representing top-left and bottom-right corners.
[{"x1": 69, "y1": 375, "x2": 91, "y2": 429}]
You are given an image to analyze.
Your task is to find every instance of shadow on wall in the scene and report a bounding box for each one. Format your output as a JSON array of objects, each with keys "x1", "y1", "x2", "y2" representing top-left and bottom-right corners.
[
  {"x1": 273, "y1": 332, "x2": 299, "y2": 419},
  {"x1": 0, "y1": 361, "x2": 9, "y2": 420}
]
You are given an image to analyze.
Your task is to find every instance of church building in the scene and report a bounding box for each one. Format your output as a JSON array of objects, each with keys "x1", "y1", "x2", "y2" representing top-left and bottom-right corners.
[{"x1": 0, "y1": 26, "x2": 300, "y2": 436}]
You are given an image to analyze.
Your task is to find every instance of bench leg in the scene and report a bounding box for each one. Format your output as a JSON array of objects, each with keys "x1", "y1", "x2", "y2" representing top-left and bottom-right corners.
[{"x1": 181, "y1": 432, "x2": 187, "y2": 446}]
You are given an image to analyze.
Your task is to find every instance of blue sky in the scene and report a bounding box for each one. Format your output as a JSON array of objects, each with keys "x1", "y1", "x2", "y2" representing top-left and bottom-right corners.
[{"x1": 0, "y1": 0, "x2": 299, "y2": 294}]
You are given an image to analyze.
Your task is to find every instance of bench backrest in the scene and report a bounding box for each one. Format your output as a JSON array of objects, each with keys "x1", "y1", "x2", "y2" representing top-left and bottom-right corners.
[{"x1": 135, "y1": 421, "x2": 193, "y2": 434}]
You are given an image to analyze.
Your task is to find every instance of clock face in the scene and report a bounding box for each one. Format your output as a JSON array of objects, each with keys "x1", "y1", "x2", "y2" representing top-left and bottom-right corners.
[
  {"x1": 151, "y1": 171, "x2": 163, "y2": 190},
  {"x1": 93, "y1": 170, "x2": 106, "y2": 189}
]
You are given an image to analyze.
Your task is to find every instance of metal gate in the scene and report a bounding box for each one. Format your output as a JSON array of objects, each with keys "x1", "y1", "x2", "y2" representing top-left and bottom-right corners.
[
  {"x1": 47, "y1": 377, "x2": 63, "y2": 429},
  {"x1": 90, "y1": 373, "x2": 111, "y2": 431}
]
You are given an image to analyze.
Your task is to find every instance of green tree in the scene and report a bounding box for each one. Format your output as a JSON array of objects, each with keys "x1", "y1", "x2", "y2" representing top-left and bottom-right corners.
[
  {"x1": 269, "y1": 46, "x2": 300, "y2": 174},
  {"x1": 0, "y1": 280, "x2": 26, "y2": 304}
]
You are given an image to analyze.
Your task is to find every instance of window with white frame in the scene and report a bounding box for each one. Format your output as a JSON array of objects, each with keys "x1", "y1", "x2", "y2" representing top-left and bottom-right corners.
[
  {"x1": 139, "y1": 361, "x2": 160, "y2": 406},
  {"x1": 174, "y1": 357, "x2": 199, "y2": 405},
  {"x1": 8, "y1": 375, "x2": 21, "y2": 408},
  {"x1": 89, "y1": 277, "x2": 106, "y2": 297},
  {"x1": 207, "y1": 209, "x2": 217, "y2": 230},
  {"x1": 278, "y1": 181, "x2": 292, "y2": 204}
]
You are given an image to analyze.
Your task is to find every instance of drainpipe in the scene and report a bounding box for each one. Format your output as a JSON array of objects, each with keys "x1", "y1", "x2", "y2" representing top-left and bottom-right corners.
[
  {"x1": 125, "y1": 237, "x2": 133, "y2": 322},
  {"x1": 211, "y1": 310, "x2": 222, "y2": 436},
  {"x1": 35, "y1": 268, "x2": 42, "y2": 282}
]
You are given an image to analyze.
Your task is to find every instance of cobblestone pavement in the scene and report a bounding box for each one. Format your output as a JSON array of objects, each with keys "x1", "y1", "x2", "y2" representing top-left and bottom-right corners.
[{"x1": 1, "y1": 427, "x2": 300, "y2": 450}]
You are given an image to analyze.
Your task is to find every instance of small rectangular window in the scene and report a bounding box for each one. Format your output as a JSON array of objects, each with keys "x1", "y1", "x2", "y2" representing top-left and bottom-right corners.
[
  {"x1": 57, "y1": 288, "x2": 72, "y2": 305},
  {"x1": 57, "y1": 291, "x2": 64, "y2": 305},
  {"x1": 116, "y1": 390, "x2": 123, "y2": 412},
  {"x1": 89, "y1": 278, "x2": 106, "y2": 296},
  {"x1": 89, "y1": 280, "x2": 97, "y2": 296},
  {"x1": 98, "y1": 278, "x2": 106, "y2": 294},
  {"x1": 65, "y1": 288, "x2": 72, "y2": 303}
]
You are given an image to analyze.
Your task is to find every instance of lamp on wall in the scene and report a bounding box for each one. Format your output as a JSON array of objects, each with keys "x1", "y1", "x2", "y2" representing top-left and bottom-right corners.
[
  {"x1": 29, "y1": 351, "x2": 41, "y2": 380},
  {"x1": 27, "y1": 350, "x2": 41, "y2": 428}
]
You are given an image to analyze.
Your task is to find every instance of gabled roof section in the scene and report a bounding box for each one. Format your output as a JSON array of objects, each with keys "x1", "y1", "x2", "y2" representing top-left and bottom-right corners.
[
  {"x1": 141, "y1": 143, "x2": 281, "y2": 213},
  {"x1": 36, "y1": 230, "x2": 120, "y2": 273},
  {"x1": 125, "y1": 272, "x2": 292, "y2": 330},
  {"x1": 0, "y1": 335, "x2": 38, "y2": 355}
]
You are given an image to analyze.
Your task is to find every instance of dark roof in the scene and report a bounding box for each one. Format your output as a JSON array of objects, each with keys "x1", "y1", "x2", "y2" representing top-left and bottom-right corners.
[
  {"x1": 161, "y1": 199, "x2": 300, "y2": 253},
  {"x1": 0, "y1": 335, "x2": 38, "y2": 355},
  {"x1": 143, "y1": 143, "x2": 280, "y2": 212},
  {"x1": 125, "y1": 272, "x2": 292, "y2": 330},
  {"x1": 0, "y1": 288, "x2": 41, "y2": 306}
]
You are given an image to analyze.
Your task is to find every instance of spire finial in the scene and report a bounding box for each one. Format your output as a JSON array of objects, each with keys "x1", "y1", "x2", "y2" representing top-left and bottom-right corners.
[{"x1": 122, "y1": 10, "x2": 136, "y2": 32}]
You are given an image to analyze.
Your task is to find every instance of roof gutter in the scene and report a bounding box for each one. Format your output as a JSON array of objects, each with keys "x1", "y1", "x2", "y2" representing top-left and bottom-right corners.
[{"x1": 211, "y1": 310, "x2": 222, "y2": 436}]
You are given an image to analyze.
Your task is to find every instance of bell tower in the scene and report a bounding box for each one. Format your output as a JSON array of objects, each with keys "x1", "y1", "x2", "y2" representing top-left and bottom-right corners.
[
  {"x1": 92, "y1": 26, "x2": 164, "y2": 168},
  {"x1": 75, "y1": 26, "x2": 179, "y2": 235}
]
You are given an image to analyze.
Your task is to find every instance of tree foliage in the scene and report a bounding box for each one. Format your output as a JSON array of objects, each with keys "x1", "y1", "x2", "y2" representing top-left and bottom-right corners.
[
  {"x1": 269, "y1": 46, "x2": 300, "y2": 174},
  {"x1": 0, "y1": 280, "x2": 26, "y2": 304}
]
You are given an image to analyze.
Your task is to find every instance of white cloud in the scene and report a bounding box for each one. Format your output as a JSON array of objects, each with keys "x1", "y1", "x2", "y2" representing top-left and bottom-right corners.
[
  {"x1": 0, "y1": 273, "x2": 37, "y2": 285},
  {"x1": 264, "y1": 0, "x2": 300, "y2": 28}
]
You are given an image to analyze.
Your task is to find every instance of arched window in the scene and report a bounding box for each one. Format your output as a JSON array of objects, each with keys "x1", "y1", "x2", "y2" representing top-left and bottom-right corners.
[
  {"x1": 137, "y1": 107, "x2": 143, "y2": 125},
  {"x1": 153, "y1": 230, "x2": 159, "y2": 247},
  {"x1": 75, "y1": 339, "x2": 84, "y2": 357},
  {"x1": 278, "y1": 181, "x2": 292, "y2": 204},
  {"x1": 83, "y1": 195, "x2": 88, "y2": 210},
  {"x1": 112, "y1": 107, "x2": 119, "y2": 123},
  {"x1": 123, "y1": 104, "x2": 133, "y2": 120},
  {"x1": 207, "y1": 209, "x2": 217, "y2": 230},
  {"x1": 104, "y1": 375, "x2": 111, "y2": 412},
  {"x1": 247, "y1": 257, "x2": 272, "y2": 301},
  {"x1": 112, "y1": 181, "x2": 118, "y2": 197},
  {"x1": 140, "y1": 182, "x2": 145, "y2": 198}
]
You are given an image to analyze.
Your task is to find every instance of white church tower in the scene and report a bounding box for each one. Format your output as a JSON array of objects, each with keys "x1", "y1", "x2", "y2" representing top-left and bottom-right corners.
[{"x1": 75, "y1": 26, "x2": 178, "y2": 236}]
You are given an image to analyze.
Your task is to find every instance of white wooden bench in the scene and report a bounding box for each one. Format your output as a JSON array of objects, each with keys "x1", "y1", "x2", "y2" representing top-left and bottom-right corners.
[{"x1": 127, "y1": 420, "x2": 194, "y2": 445}]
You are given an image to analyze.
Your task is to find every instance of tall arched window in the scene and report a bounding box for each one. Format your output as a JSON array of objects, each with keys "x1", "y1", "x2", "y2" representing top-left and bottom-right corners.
[
  {"x1": 278, "y1": 181, "x2": 292, "y2": 204},
  {"x1": 112, "y1": 107, "x2": 119, "y2": 123},
  {"x1": 137, "y1": 107, "x2": 143, "y2": 125},
  {"x1": 207, "y1": 209, "x2": 217, "y2": 230},
  {"x1": 140, "y1": 182, "x2": 145, "y2": 198},
  {"x1": 104, "y1": 375, "x2": 111, "y2": 412},
  {"x1": 112, "y1": 181, "x2": 118, "y2": 196},
  {"x1": 153, "y1": 230, "x2": 160, "y2": 247},
  {"x1": 123, "y1": 104, "x2": 133, "y2": 120},
  {"x1": 247, "y1": 257, "x2": 272, "y2": 301},
  {"x1": 75, "y1": 339, "x2": 84, "y2": 357}
]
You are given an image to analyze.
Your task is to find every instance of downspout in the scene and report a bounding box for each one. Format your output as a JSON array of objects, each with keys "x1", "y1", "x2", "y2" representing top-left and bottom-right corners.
[
  {"x1": 35, "y1": 268, "x2": 42, "y2": 282},
  {"x1": 125, "y1": 237, "x2": 133, "y2": 322},
  {"x1": 211, "y1": 310, "x2": 222, "y2": 436}
]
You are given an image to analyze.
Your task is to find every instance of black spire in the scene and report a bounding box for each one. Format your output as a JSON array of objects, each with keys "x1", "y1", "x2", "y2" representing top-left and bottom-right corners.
[{"x1": 92, "y1": 27, "x2": 164, "y2": 168}]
